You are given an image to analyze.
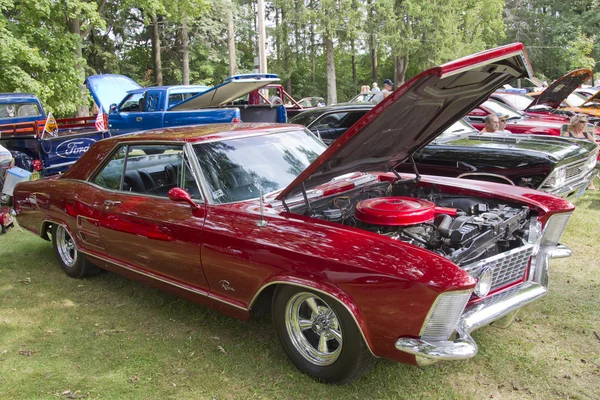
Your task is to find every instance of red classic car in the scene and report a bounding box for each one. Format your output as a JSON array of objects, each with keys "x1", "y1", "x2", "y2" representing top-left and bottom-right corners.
[{"x1": 13, "y1": 43, "x2": 574, "y2": 384}]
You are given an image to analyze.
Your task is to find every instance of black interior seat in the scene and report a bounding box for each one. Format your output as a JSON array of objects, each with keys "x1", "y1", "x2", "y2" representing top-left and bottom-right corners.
[
  {"x1": 123, "y1": 169, "x2": 155, "y2": 193},
  {"x1": 164, "y1": 163, "x2": 179, "y2": 185},
  {"x1": 225, "y1": 166, "x2": 259, "y2": 201},
  {"x1": 123, "y1": 170, "x2": 145, "y2": 192}
]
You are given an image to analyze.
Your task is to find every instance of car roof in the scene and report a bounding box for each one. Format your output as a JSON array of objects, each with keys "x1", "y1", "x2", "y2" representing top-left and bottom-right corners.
[
  {"x1": 0, "y1": 93, "x2": 40, "y2": 103},
  {"x1": 101, "y1": 123, "x2": 301, "y2": 144}
]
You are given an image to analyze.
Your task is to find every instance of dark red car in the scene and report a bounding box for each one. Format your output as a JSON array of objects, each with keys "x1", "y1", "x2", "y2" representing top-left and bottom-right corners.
[{"x1": 13, "y1": 44, "x2": 574, "y2": 384}]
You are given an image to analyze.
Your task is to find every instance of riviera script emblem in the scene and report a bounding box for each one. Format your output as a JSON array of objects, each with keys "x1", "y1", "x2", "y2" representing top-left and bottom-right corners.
[{"x1": 219, "y1": 280, "x2": 235, "y2": 291}]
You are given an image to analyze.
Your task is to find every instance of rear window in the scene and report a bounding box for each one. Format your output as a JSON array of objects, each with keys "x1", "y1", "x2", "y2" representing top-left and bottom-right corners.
[{"x1": 0, "y1": 102, "x2": 42, "y2": 119}]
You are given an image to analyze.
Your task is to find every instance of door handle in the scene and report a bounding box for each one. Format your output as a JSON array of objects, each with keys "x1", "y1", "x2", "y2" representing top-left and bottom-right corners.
[
  {"x1": 136, "y1": 117, "x2": 143, "y2": 122},
  {"x1": 104, "y1": 200, "x2": 121, "y2": 206}
]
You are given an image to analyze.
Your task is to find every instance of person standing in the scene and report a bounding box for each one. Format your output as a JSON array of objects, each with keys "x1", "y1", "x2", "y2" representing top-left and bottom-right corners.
[
  {"x1": 371, "y1": 83, "x2": 380, "y2": 93},
  {"x1": 374, "y1": 79, "x2": 394, "y2": 103},
  {"x1": 496, "y1": 113, "x2": 512, "y2": 134},
  {"x1": 480, "y1": 114, "x2": 500, "y2": 133},
  {"x1": 565, "y1": 114, "x2": 597, "y2": 189}
]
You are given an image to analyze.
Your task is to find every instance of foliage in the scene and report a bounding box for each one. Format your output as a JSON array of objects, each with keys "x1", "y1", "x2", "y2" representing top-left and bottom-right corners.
[{"x1": 3, "y1": 0, "x2": 600, "y2": 113}]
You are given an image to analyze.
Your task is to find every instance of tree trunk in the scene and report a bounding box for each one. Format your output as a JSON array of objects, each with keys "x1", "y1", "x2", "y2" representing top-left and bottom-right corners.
[
  {"x1": 351, "y1": 40, "x2": 357, "y2": 86},
  {"x1": 370, "y1": 34, "x2": 378, "y2": 84},
  {"x1": 68, "y1": 17, "x2": 89, "y2": 117},
  {"x1": 310, "y1": 0, "x2": 315, "y2": 83},
  {"x1": 325, "y1": 34, "x2": 336, "y2": 105},
  {"x1": 282, "y1": 6, "x2": 291, "y2": 95},
  {"x1": 181, "y1": 13, "x2": 189, "y2": 85},
  {"x1": 397, "y1": 54, "x2": 409, "y2": 86},
  {"x1": 152, "y1": 14, "x2": 163, "y2": 86},
  {"x1": 227, "y1": 5, "x2": 237, "y2": 76}
]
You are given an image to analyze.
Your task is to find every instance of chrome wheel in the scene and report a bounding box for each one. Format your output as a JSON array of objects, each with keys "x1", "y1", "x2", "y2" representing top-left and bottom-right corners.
[
  {"x1": 285, "y1": 292, "x2": 343, "y2": 366},
  {"x1": 56, "y1": 225, "x2": 77, "y2": 268}
]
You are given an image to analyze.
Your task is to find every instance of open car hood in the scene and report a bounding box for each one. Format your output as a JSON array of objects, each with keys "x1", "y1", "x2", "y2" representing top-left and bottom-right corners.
[
  {"x1": 168, "y1": 74, "x2": 280, "y2": 111},
  {"x1": 277, "y1": 43, "x2": 533, "y2": 201},
  {"x1": 85, "y1": 74, "x2": 142, "y2": 112},
  {"x1": 526, "y1": 68, "x2": 592, "y2": 111}
]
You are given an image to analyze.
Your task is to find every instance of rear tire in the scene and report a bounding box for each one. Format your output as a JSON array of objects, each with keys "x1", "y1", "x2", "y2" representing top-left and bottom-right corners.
[
  {"x1": 51, "y1": 224, "x2": 99, "y2": 278},
  {"x1": 272, "y1": 285, "x2": 376, "y2": 384}
]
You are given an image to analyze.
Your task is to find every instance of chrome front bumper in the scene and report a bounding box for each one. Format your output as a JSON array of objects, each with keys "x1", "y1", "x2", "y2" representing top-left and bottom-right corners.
[
  {"x1": 544, "y1": 169, "x2": 597, "y2": 199},
  {"x1": 394, "y1": 244, "x2": 571, "y2": 363}
]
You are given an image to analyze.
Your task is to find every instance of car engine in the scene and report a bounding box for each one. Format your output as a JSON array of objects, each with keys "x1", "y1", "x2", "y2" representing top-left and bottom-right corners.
[{"x1": 304, "y1": 183, "x2": 532, "y2": 266}]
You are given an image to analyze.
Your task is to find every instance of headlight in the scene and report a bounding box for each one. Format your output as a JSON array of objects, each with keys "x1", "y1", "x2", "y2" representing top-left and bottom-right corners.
[
  {"x1": 473, "y1": 267, "x2": 493, "y2": 298},
  {"x1": 586, "y1": 153, "x2": 597, "y2": 171},
  {"x1": 543, "y1": 167, "x2": 566, "y2": 189}
]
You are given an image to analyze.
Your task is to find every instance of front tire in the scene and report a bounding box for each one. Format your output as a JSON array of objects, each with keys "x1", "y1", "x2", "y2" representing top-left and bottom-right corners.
[
  {"x1": 272, "y1": 286, "x2": 376, "y2": 384},
  {"x1": 51, "y1": 224, "x2": 98, "y2": 278}
]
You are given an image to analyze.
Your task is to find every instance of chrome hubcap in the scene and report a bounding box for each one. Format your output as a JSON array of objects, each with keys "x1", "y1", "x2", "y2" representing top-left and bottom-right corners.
[
  {"x1": 56, "y1": 226, "x2": 77, "y2": 268},
  {"x1": 285, "y1": 292, "x2": 342, "y2": 366}
]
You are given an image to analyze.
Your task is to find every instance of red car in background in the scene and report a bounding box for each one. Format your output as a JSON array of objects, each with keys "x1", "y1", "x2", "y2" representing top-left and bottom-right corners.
[
  {"x1": 13, "y1": 44, "x2": 575, "y2": 384},
  {"x1": 466, "y1": 98, "x2": 567, "y2": 135}
]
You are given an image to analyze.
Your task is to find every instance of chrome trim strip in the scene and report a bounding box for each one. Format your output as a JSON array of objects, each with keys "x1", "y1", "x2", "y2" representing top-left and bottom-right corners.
[
  {"x1": 395, "y1": 244, "x2": 571, "y2": 361},
  {"x1": 456, "y1": 172, "x2": 515, "y2": 185},
  {"x1": 249, "y1": 281, "x2": 376, "y2": 357},
  {"x1": 45, "y1": 160, "x2": 77, "y2": 170},
  {"x1": 78, "y1": 249, "x2": 249, "y2": 310}
]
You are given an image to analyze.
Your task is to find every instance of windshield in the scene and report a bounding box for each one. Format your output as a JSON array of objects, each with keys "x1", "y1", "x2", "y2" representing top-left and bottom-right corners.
[
  {"x1": 566, "y1": 92, "x2": 588, "y2": 107},
  {"x1": 436, "y1": 119, "x2": 477, "y2": 141},
  {"x1": 194, "y1": 129, "x2": 326, "y2": 203},
  {"x1": 483, "y1": 99, "x2": 521, "y2": 119},
  {"x1": 497, "y1": 93, "x2": 535, "y2": 111}
]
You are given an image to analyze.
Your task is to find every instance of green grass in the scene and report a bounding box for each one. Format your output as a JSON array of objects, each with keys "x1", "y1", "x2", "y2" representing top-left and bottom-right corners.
[{"x1": 1, "y1": 191, "x2": 600, "y2": 399}]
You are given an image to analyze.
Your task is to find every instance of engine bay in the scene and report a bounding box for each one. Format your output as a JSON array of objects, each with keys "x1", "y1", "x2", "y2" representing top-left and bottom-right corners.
[{"x1": 295, "y1": 181, "x2": 534, "y2": 266}]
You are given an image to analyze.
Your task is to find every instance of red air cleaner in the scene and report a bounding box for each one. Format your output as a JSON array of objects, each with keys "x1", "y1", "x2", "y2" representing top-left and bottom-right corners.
[{"x1": 355, "y1": 197, "x2": 436, "y2": 226}]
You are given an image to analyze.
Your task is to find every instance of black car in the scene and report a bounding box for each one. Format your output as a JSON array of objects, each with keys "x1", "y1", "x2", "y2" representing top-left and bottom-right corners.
[{"x1": 289, "y1": 106, "x2": 599, "y2": 198}]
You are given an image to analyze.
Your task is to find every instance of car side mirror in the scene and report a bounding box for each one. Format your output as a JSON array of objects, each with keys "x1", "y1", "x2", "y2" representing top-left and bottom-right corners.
[
  {"x1": 168, "y1": 188, "x2": 200, "y2": 210},
  {"x1": 109, "y1": 103, "x2": 118, "y2": 114}
]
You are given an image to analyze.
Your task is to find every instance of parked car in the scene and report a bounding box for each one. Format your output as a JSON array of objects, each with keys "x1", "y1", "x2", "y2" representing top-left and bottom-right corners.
[
  {"x1": 0, "y1": 93, "x2": 108, "y2": 176},
  {"x1": 525, "y1": 69, "x2": 600, "y2": 122},
  {"x1": 86, "y1": 73, "x2": 285, "y2": 135},
  {"x1": 465, "y1": 98, "x2": 600, "y2": 137},
  {"x1": 14, "y1": 43, "x2": 574, "y2": 384},
  {"x1": 490, "y1": 92, "x2": 573, "y2": 120},
  {"x1": 291, "y1": 105, "x2": 598, "y2": 198}
]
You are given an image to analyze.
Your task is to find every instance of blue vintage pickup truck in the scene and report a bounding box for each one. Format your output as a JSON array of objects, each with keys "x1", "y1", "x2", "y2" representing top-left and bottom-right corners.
[
  {"x1": 0, "y1": 93, "x2": 108, "y2": 176},
  {"x1": 86, "y1": 73, "x2": 286, "y2": 135}
]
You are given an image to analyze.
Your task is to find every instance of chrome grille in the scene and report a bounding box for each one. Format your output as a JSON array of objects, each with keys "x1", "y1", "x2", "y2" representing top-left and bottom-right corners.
[
  {"x1": 565, "y1": 160, "x2": 587, "y2": 182},
  {"x1": 465, "y1": 244, "x2": 533, "y2": 292}
]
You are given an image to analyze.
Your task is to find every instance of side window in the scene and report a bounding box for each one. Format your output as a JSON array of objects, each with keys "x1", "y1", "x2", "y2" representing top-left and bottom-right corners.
[
  {"x1": 312, "y1": 112, "x2": 348, "y2": 129},
  {"x1": 339, "y1": 111, "x2": 368, "y2": 128},
  {"x1": 92, "y1": 145, "x2": 128, "y2": 190},
  {"x1": 122, "y1": 145, "x2": 202, "y2": 199},
  {"x1": 120, "y1": 93, "x2": 145, "y2": 112},
  {"x1": 146, "y1": 93, "x2": 160, "y2": 112}
]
